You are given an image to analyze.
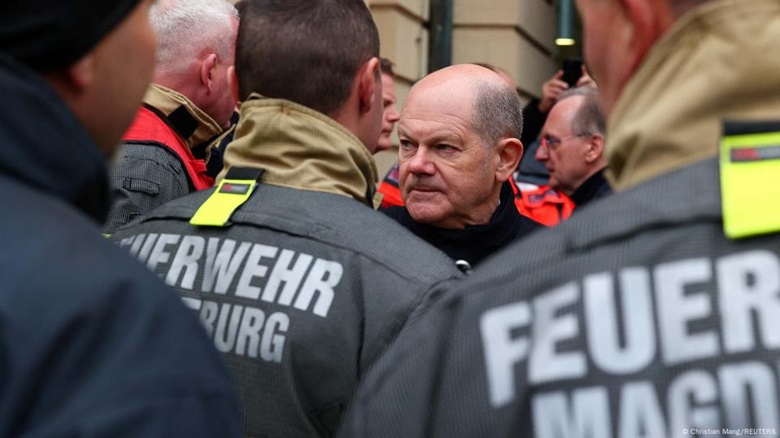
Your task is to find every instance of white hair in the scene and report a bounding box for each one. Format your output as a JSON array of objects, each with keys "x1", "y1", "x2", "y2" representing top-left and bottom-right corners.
[{"x1": 151, "y1": 0, "x2": 239, "y2": 75}]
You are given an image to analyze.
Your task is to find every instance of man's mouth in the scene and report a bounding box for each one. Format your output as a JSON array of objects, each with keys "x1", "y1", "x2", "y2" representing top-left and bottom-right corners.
[{"x1": 409, "y1": 186, "x2": 439, "y2": 194}]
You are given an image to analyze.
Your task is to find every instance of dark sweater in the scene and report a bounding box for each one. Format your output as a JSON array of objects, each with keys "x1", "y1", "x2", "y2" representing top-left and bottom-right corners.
[{"x1": 570, "y1": 168, "x2": 612, "y2": 209}]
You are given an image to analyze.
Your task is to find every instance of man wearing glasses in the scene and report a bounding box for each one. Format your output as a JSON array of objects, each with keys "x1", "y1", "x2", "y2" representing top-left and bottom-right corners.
[{"x1": 535, "y1": 87, "x2": 611, "y2": 209}]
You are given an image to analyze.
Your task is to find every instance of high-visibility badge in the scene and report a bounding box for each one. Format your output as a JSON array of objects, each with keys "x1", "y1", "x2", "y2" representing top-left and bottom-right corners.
[
  {"x1": 720, "y1": 121, "x2": 780, "y2": 239},
  {"x1": 190, "y1": 167, "x2": 264, "y2": 227}
]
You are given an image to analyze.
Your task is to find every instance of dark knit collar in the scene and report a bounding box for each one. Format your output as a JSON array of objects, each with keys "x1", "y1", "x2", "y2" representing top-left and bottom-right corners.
[
  {"x1": 0, "y1": 54, "x2": 110, "y2": 223},
  {"x1": 570, "y1": 168, "x2": 612, "y2": 208},
  {"x1": 384, "y1": 181, "x2": 544, "y2": 268}
]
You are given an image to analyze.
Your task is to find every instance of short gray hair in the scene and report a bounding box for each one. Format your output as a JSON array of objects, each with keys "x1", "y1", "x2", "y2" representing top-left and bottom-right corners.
[
  {"x1": 558, "y1": 87, "x2": 605, "y2": 137},
  {"x1": 472, "y1": 81, "x2": 524, "y2": 147},
  {"x1": 151, "y1": 0, "x2": 239, "y2": 75}
]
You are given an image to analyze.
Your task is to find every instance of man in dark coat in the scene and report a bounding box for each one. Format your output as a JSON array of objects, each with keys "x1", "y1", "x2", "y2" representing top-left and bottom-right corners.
[
  {"x1": 0, "y1": 0, "x2": 241, "y2": 436},
  {"x1": 384, "y1": 64, "x2": 544, "y2": 271},
  {"x1": 535, "y1": 87, "x2": 611, "y2": 209}
]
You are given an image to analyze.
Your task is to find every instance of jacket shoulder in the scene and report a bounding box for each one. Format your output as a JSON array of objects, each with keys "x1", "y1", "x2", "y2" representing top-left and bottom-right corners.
[
  {"x1": 0, "y1": 179, "x2": 240, "y2": 437},
  {"x1": 342, "y1": 160, "x2": 774, "y2": 437},
  {"x1": 132, "y1": 184, "x2": 463, "y2": 283},
  {"x1": 105, "y1": 142, "x2": 192, "y2": 233},
  {"x1": 113, "y1": 140, "x2": 189, "y2": 180}
]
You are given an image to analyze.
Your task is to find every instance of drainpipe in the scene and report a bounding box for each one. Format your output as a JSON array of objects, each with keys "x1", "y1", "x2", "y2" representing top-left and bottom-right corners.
[{"x1": 428, "y1": 0, "x2": 453, "y2": 73}]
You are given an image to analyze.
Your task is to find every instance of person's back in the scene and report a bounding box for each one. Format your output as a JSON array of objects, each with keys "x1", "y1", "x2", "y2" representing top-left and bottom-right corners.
[
  {"x1": 104, "y1": 0, "x2": 239, "y2": 234},
  {"x1": 338, "y1": 0, "x2": 780, "y2": 436},
  {"x1": 110, "y1": 0, "x2": 463, "y2": 436},
  {"x1": 0, "y1": 0, "x2": 240, "y2": 436}
]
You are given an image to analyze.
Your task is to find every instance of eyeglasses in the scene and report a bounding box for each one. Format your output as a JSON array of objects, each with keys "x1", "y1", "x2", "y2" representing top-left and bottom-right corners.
[{"x1": 540, "y1": 133, "x2": 590, "y2": 150}]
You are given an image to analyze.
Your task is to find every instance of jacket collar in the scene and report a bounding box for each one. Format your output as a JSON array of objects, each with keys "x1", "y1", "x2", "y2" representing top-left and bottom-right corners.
[
  {"x1": 392, "y1": 182, "x2": 535, "y2": 266},
  {"x1": 566, "y1": 159, "x2": 721, "y2": 253},
  {"x1": 143, "y1": 84, "x2": 225, "y2": 150},
  {"x1": 0, "y1": 54, "x2": 109, "y2": 223},
  {"x1": 606, "y1": 0, "x2": 780, "y2": 191},
  {"x1": 570, "y1": 168, "x2": 611, "y2": 208},
  {"x1": 220, "y1": 94, "x2": 379, "y2": 207}
]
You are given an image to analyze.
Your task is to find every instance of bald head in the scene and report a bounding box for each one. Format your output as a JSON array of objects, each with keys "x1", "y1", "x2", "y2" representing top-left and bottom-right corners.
[
  {"x1": 406, "y1": 64, "x2": 523, "y2": 148},
  {"x1": 398, "y1": 64, "x2": 525, "y2": 228}
]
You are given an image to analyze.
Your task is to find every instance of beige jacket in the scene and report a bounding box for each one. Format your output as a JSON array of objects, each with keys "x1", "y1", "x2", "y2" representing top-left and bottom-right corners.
[
  {"x1": 143, "y1": 84, "x2": 225, "y2": 148},
  {"x1": 607, "y1": 0, "x2": 780, "y2": 191},
  {"x1": 220, "y1": 94, "x2": 380, "y2": 207}
]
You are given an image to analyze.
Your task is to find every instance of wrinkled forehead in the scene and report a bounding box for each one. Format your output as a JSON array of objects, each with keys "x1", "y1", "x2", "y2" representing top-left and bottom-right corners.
[
  {"x1": 400, "y1": 84, "x2": 475, "y2": 131},
  {"x1": 402, "y1": 77, "x2": 477, "y2": 118}
]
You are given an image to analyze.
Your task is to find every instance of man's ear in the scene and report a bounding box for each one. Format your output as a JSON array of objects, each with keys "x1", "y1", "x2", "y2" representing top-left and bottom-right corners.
[
  {"x1": 227, "y1": 65, "x2": 241, "y2": 103},
  {"x1": 584, "y1": 134, "x2": 605, "y2": 164},
  {"x1": 43, "y1": 53, "x2": 96, "y2": 104},
  {"x1": 200, "y1": 53, "x2": 219, "y2": 93},
  {"x1": 68, "y1": 54, "x2": 97, "y2": 90},
  {"x1": 620, "y1": 0, "x2": 670, "y2": 73},
  {"x1": 46, "y1": 53, "x2": 96, "y2": 94},
  {"x1": 357, "y1": 57, "x2": 380, "y2": 114},
  {"x1": 495, "y1": 137, "x2": 523, "y2": 182}
]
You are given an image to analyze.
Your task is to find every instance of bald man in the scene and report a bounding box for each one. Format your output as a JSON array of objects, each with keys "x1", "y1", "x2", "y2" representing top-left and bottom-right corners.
[
  {"x1": 383, "y1": 64, "x2": 544, "y2": 270},
  {"x1": 535, "y1": 87, "x2": 611, "y2": 208}
]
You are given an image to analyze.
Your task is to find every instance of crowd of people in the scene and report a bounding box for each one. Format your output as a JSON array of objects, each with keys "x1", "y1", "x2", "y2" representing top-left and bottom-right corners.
[{"x1": 2, "y1": 0, "x2": 780, "y2": 436}]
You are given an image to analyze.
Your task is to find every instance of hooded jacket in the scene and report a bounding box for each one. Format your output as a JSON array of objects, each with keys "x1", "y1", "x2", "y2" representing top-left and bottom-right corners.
[
  {"x1": 0, "y1": 54, "x2": 240, "y2": 436},
  {"x1": 338, "y1": 1, "x2": 780, "y2": 436},
  {"x1": 111, "y1": 95, "x2": 462, "y2": 438}
]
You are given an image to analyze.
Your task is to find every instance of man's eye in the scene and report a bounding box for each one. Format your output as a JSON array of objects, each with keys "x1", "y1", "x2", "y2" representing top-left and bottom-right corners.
[
  {"x1": 399, "y1": 140, "x2": 415, "y2": 150},
  {"x1": 436, "y1": 144, "x2": 455, "y2": 151}
]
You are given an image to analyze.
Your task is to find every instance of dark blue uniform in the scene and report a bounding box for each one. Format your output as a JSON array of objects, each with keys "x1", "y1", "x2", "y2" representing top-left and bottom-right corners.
[{"x1": 0, "y1": 54, "x2": 241, "y2": 437}]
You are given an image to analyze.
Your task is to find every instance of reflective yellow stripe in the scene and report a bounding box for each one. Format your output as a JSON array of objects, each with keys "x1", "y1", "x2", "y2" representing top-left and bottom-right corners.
[
  {"x1": 190, "y1": 178, "x2": 257, "y2": 227},
  {"x1": 720, "y1": 130, "x2": 780, "y2": 239}
]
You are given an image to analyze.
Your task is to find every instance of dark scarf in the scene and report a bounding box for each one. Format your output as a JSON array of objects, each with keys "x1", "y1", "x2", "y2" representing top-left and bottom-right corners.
[{"x1": 384, "y1": 181, "x2": 545, "y2": 269}]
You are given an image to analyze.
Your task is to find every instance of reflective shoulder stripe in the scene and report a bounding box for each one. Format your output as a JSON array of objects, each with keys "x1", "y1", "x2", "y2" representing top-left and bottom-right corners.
[
  {"x1": 720, "y1": 120, "x2": 780, "y2": 239},
  {"x1": 190, "y1": 167, "x2": 264, "y2": 227}
]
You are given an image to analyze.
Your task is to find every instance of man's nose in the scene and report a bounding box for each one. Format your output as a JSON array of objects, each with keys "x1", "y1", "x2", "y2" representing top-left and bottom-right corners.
[
  {"x1": 535, "y1": 140, "x2": 549, "y2": 161},
  {"x1": 406, "y1": 147, "x2": 436, "y2": 175},
  {"x1": 387, "y1": 107, "x2": 400, "y2": 123}
]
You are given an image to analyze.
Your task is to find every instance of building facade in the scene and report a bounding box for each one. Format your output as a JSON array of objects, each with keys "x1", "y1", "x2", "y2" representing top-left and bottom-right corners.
[
  {"x1": 227, "y1": 0, "x2": 564, "y2": 177},
  {"x1": 368, "y1": 0, "x2": 560, "y2": 175}
]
